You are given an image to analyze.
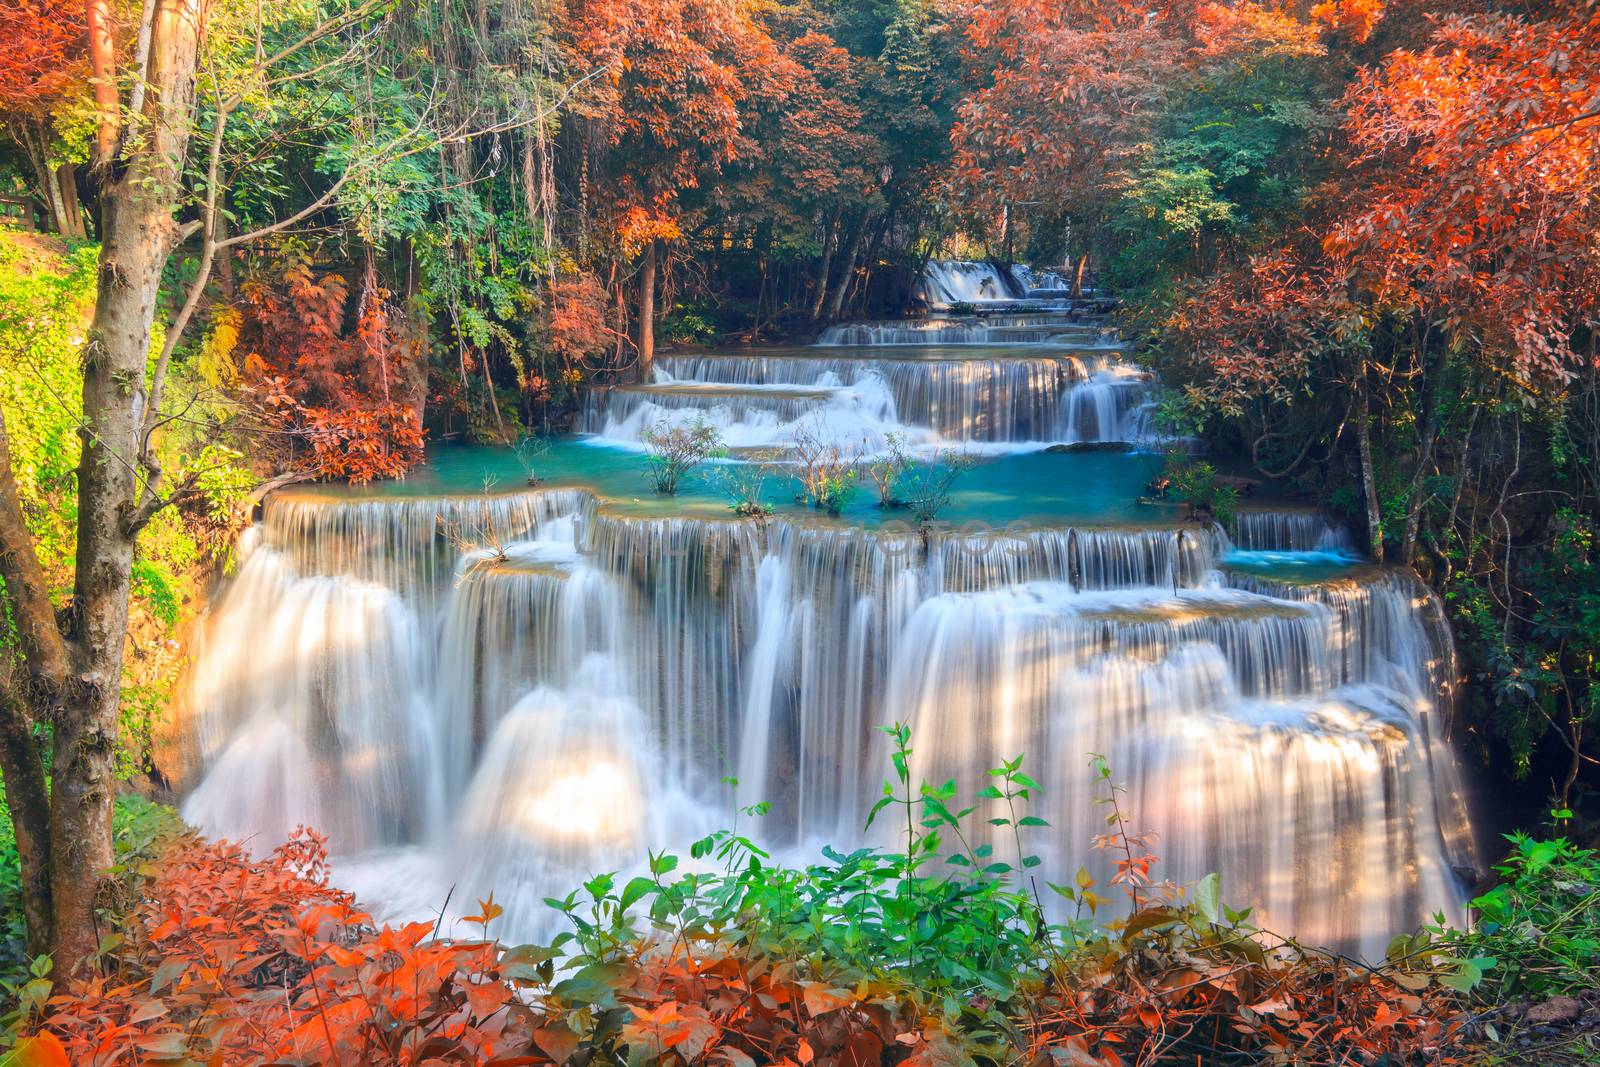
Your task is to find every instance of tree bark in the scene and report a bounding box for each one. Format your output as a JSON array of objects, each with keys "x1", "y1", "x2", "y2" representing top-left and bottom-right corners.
[
  {"x1": 86, "y1": 0, "x2": 122, "y2": 171},
  {"x1": 1355, "y1": 366, "x2": 1384, "y2": 564},
  {"x1": 823, "y1": 214, "x2": 868, "y2": 324},
  {"x1": 809, "y1": 209, "x2": 839, "y2": 322},
  {"x1": 0, "y1": 683, "x2": 52, "y2": 955},
  {"x1": 0, "y1": 413, "x2": 65, "y2": 955},
  {"x1": 8, "y1": 119, "x2": 72, "y2": 237},
  {"x1": 54, "y1": 163, "x2": 86, "y2": 240},
  {"x1": 850, "y1": 208, "x2": 892, "y2": 317},
  {"x1": 637, "y1": 240, "x2": 657, "y2": 381},
  {"x1": 51, "y1": 0, "x2": 204, "y2": 980},
  {"x1": 1400, "y1": 328, "x2": 1443, "y2": 567}
]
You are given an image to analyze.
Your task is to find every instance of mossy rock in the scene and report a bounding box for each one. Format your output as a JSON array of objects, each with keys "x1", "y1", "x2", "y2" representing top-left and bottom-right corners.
[{"x1": 1042, "y1": 442, "x2": 1135, "y2": 454}]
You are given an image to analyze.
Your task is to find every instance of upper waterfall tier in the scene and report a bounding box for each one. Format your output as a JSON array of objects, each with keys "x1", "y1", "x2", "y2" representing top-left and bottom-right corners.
[
  {"x1": 814, "y1": 314, "x2": 1113, "y2": 346},
  {"x1": 184, "y1": 479, "x2": 1477, "y2": 959},
  {"x1": 914, "y1": 259, "x2": 1029, "y2": 307},
  {"x1": 581, "y1": 351, "x2": 1154, "y2": 447},
  {"x1": 582, "y1": 330, "x2": 1158, "y2": 449}
]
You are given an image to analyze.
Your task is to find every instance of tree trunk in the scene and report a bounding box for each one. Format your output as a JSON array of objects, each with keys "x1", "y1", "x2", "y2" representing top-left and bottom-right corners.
[
  {"x1": 54, "y1": 163, "x2": 86, "y2": 240},
  {"x1": 824, "y1": 215, "x2": 868, "y2": 324},
  {"x1": 851, "y1": 209, "x2": 892, "y2": 317},
  {"x1": 0, "y1": 413, "x2": 62, "y2": 956},
  {"x1": 809, "y1": 210, "x2": 839, "y2": 322},
  {"x1": 51, "y1": 0, "x2": 204, "y2": 980},
  {"x1": 8, "y1": 119, "x2": 72, "y2": 237},
  {"x1": 213, "y1": 202, "x2": 235, "y2": 299},
  {"x1": 1072, "y1": 254, "x2": 1088, "y2": 300},
  {"x1": 0, "y1": 688, "x2": 52, "y2": 955},
  {"x1": 637, "y1": 240, "x2": 657, "y2": 381},
  {"x1": 1401, "y1": 336, "x2": 1443, "y2": 566},
  {"x1": 86, "y1": 0, "x2": 122, "y2": 171},
  {"x1": 1355, "y1": 368, "x2": 1384, "y2": 564}
]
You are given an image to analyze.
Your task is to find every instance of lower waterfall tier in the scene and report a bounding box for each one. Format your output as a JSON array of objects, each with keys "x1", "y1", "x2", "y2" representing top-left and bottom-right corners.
[{"x1": 181, "y1": 483, "x2": 1476, "y2": 960}]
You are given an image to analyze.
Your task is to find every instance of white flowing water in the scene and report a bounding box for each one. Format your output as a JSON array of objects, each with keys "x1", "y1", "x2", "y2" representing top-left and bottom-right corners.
[
  {"x1": 182, "y1": 309, "x2": 1477, "y2": 959},
  {"x1": 583, "y1": 306, "x2": 1156, "y2": 450},
  {"x1": 915, "y1": 259, "x2": 1027, "y2": 307}
]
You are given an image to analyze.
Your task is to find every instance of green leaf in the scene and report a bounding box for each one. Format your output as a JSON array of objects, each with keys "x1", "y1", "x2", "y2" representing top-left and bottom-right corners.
[
  {"x1": 620, "y1": 876, "x2": 656, "y2": 911},
  {"x1": 553, "y1": 963, "x2": 626, "y2": 1007},
  {"x1": 865, "y1": 795, "x2": 894, "y2": 829},
  {"x1": 1193, "y1": 872, "x2": 1221, "y2": 925}
]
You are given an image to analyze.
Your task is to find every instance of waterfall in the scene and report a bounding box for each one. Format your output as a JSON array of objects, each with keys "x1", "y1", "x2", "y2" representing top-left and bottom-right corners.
[
  {"x1": 814, "y1": 315, "x2": 1110, "y2": 346},
  {"x1": 582, "y1": 350, "x2": 1153, "y2": 450},
  {"x1": 1233, "y1": 509, "x2": 1356, "y2": 552},
  {"x1": 914, "y1": 259, "x2": 1027, "y2": 307},
  {"x1": 185, "y1": 486, "x2": 1475, "y2": 956},
  {"x1": 181, "y1": 298, "x2": 1475, "y2": 958}
]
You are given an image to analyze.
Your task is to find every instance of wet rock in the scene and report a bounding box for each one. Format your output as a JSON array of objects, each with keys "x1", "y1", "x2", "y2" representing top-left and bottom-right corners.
[
  {"x1": 1043, "y1": 441, "x2": 1134, "y2": 454},
  {"x1": 1524, "y1": 996, "x2": 1584, "y2": 1026}
]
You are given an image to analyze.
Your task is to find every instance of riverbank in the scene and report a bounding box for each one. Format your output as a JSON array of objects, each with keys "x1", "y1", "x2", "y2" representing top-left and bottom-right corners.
[{"x1": 12, "y1": 752, "x2": 1600, "y2": 1066}]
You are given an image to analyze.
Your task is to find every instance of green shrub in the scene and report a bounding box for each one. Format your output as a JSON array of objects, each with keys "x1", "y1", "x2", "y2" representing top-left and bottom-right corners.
[
  {"x1": 0, "y1": 792, "x2": 183, "y2": 986},
  {"x1": 1162, "y1": 455, "x2": 1238, "y2": 526},
  {"x1": 661, "y1": 302, "x2": 720, "y2": 345},
  {"x1": 1456, "y1": 825, "x2": 1600, "y2": 1001},
  {"x1": 641, "y1": 419, "x2": 721, "y2": 495}
]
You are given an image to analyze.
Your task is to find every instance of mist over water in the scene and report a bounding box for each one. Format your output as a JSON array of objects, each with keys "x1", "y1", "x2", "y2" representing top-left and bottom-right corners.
[{"x1": 182, "y1": 281, "x2": 1477, "y2": 958}]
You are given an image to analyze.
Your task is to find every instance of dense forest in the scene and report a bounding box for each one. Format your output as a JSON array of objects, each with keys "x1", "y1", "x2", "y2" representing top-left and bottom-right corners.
[{"x1": 1, "y1": 0, "x2": 1598, "y2": 1062}]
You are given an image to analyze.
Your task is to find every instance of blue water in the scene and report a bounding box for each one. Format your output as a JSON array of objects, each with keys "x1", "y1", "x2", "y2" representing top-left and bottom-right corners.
[
  {"x1": 302, "y1": 438, "x2": 1184, "y2": 529},
  {"x1": 1219, "y1": 548, "x2": 1365, "y2": 583}
]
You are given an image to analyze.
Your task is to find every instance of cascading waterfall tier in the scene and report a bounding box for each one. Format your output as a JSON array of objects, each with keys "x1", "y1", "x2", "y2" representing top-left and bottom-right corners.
[
  {"x1": 582, "y1": 354, "x2": 1151, "y2": 447},
  {"x1": 1233, "y1": 508, "x2": 1356, "y2": 553},
  {"x1": 182, "y1": 292, "x2": 1472, "y2": 957},
  {"x1": 814, "y1": 315, "x2": 1112, "y2": 346},
  {"x1": 582, "y1": 304, "x2": 1155, "y2": 450},
  {"x1": 914, "y1": 259, "x2": 1028, "y2": 307},
  {"x1": 185, "y1": 478, "x2": 1476, "y2": 957}
]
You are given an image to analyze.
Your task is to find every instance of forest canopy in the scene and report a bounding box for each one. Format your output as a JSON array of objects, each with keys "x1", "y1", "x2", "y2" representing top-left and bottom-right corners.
[{"x1": 0, "y1": 0, "x2": 1598, "y2": 1061}]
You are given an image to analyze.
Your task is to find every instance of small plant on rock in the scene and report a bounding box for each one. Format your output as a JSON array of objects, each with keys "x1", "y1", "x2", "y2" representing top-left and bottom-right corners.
[
  {"x1": 711, "y1": 452, "x2": 777, "y2": 518},
  {"x1": 788, "y1": 421, "x2": 861, "y2": 516},
  {"x1": 1162, "y1": 455, "x2": 1238, "y2": 526}
]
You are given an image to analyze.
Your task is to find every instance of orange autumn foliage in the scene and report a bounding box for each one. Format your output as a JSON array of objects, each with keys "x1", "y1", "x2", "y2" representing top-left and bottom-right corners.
[
  {"x1": 1330, "y1": 1, "x2": 1600, "y2": 382},
  {"x1": 1310, "y1": 0, "x2": 1386, "y2": 43},
  {"x1": 23, "y1": 818, "x2": 1484, "y2": 1067},
  {"x1": 36, "y1": 831, "x2": 539, "y2": 1064},
  {"x1": 0, "y1": 0, "x2": 84, "y2": 112},
  {"x1": 27, "y1": 830, "x2": 959, "y2": 1067},
  {"x1": 546, "y1": 272, "x2": 614, "y2": 369},
  {"x1": 1165, "y1": 0, "x2": 1600, "y2": 405},
  {"x1": 236, "y1": 256, "x2": 425, "y2": 483},
  {"x1": 563, "y1": 0, "x2": 796, "y2": 248}
]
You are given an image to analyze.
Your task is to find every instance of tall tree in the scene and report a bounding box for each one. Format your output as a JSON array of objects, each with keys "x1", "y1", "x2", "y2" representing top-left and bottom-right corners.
[
  {"x1": 0, "y1": 0, "x2": 210, "y2": 976},
  {"x1": 563, "y1": 0, "x2": 791, "y2": 376},
  {"x1": 0, "y1": 0, "x2": 89, "y2": 237},
  {"x1": 0, "y1": 0, "x2": 453, "y2": 977}
]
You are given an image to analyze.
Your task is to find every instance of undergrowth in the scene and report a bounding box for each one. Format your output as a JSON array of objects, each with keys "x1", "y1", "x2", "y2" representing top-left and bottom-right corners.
[{"x1": 2, "y1": 731, "x2": 1594, "y2": 1065}]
